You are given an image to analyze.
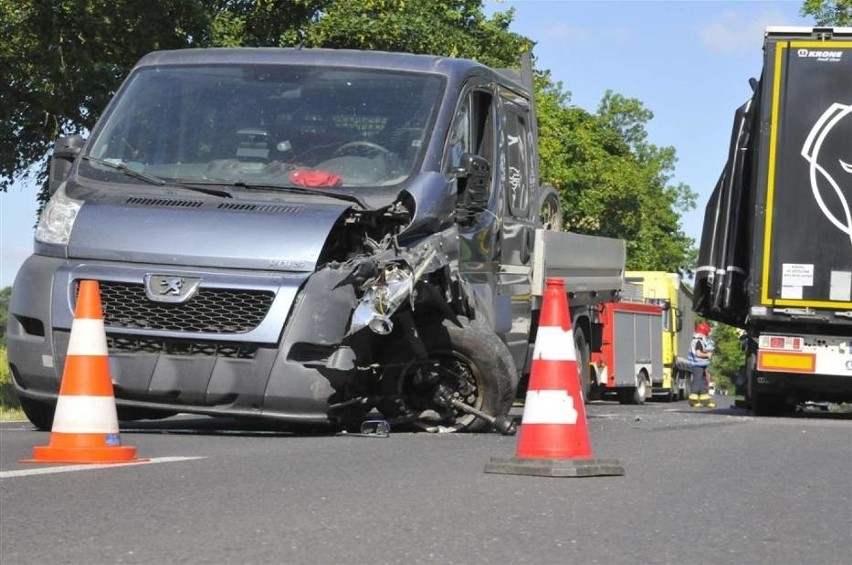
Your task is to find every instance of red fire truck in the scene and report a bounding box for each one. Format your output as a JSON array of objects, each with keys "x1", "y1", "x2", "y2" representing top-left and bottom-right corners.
[{"x1": 589, "y1": 301, "x2": 664, "y2": 404}]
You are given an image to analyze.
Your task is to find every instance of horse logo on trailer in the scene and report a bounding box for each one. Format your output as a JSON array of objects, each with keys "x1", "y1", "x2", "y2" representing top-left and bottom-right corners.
[{"x1": 801, "y1": 102, "x2": 852, "y2": 246}]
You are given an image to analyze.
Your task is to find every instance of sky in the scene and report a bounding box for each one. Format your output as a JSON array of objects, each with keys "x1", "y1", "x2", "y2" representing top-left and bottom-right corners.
[{"x1": 0, "y1": 0, "x2": 816, "y2": 288}]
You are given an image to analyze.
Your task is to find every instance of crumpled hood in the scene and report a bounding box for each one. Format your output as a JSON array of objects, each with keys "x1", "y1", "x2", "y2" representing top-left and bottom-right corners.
[{"x1": 68, "y1": 195, "x2": 350, "y2": 272}]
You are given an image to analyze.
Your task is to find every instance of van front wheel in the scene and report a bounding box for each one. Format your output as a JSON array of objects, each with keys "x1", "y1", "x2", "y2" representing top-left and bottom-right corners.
[
  {"x1": 19, "y1": 396, "x2": 55, "y2": 431},
  {"x1": 380, "y1": 318, "x2": 518, "y2": 433}
]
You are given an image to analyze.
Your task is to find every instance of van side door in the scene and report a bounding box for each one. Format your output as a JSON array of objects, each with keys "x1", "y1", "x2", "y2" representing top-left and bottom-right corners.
[
  {"x1": 445, "y1": 83, "x2": 502, "y2": 331},
  {"x1": 497, "y1": 88, "x2": 535, "y2": 369}
]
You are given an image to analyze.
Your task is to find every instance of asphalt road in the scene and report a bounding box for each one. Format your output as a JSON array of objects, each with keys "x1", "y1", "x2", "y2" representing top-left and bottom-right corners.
[{"x1": 1, "y1": 397, "x2": 850, "y2": 565}]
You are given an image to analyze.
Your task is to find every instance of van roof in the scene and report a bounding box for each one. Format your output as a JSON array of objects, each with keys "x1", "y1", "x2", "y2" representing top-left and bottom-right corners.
[{"x1": 134, "y1": 48, "x2": 524, "y2": 89}]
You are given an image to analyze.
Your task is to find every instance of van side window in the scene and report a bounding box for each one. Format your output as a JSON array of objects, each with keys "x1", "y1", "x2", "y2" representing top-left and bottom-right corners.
[
  {"x1": 502, "y1": 107, "x2": 530, "y2": 217},
  {"x1": 446, "y1": 89, "x2": 495, "y2": 171}
]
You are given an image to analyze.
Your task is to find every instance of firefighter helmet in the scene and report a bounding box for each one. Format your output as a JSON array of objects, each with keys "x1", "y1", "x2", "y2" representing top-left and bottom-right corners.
[{"x1": 695, "y1": 321, "x2": 711, "y2": 336}]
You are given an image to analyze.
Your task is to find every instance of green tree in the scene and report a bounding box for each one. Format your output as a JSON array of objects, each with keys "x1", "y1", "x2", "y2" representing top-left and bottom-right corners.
[
  {"x1": 0, "y1": 286, "x2": 9, "y2": 346},
  {"x1": 0, "y1": 0, "x2": 216, "y2": 195},
  {"x1": 0, "y1": 285, "x2": 16, "y2": 409},
  {"x1": 536, "y1": 81, "x2": 696, "y2": 272},
  {"x1": 207, "y1": 0, "x2": 329, "y2": 47},
  {"x1": 801, "y1": 0, "x2": 851, "y2": 25},
  {"x1": 708, "y1": 323, "x2": 745, "y2": 394},
  {"x1": 302, "y1": 0, "x2": 530, "y2": 66}
]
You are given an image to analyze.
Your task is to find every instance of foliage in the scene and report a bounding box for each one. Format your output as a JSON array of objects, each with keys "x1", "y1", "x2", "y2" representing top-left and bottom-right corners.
[
  {"x1": 536, "y1": 78, "x2": 696, "y2": 272},
  {"x1": 1, "y1": 0, "x2": 695, "y2": 270},
  {"x1": 708, "y1": 323, "x2": 746, "y2": 393},
  {"x1": 800, "y1": 0, "x2": 851, "y2": 25},
  {"x1": 0, "y1": 346, "x2": 23, "y2": 417},
  {"x1": 0, "y1": 288, "x2": 21, "y2": 416},
  {"x1": 301, "y1": 0, "x2": 531, "y2": 66},
  {"x1": 0, "y1": 0, "x2": 216, "y2": 197},
  {"x1": 0, "y1": 286, "x2": 9, "y2": 346},
  {"x1": 207, "y1": 0, "x2": 328, "y2": 47}
]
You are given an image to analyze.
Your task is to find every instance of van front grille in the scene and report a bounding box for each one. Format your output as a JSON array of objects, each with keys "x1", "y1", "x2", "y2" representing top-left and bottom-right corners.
[
  {"x1": 86, "y1": 281, "x2": 275, "y2": 333},
  {"x1": 107, "y1": 336, "x2": 258, "y2": 358}
]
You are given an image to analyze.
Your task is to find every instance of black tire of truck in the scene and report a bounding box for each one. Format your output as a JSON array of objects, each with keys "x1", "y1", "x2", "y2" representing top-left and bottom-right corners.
[
  {"x1": 539, "y1": 186, "x2": 564, "y2": 232},
  {"x1": 680, "y1": 371, "x2": 691, "y2": 401},
  {"x1": 661, "y1": 378, "x2": 675, "y2": 402},
  {"x1": 19, "y1": 396, "x2": 55, "y2": 431},
  {"x1": 633, "y1": 371, "x2": 649, "y2": 404},
  {"x1": 618, "y1": 370, "x2": 648, "y2": 405},
  {"x1": 751, "y1": 390, "x2": 787, "y2": 416},
  {"x1": 381, "y1": 317, "x2": 519, "y2": 433},
  {"x1": 574, "y1": 328, "x2": 592, "y2": 403}
]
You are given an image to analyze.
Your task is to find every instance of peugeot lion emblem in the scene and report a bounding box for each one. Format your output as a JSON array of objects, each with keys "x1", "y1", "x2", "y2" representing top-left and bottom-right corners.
[{"x1": 144, "y1": 274, "x2": 201, "y2": 303}]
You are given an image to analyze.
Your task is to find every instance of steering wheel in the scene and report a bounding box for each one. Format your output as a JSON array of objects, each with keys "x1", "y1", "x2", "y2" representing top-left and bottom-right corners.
[{"x1": 333, "y1": 141, "x2": 393, "y2": 159}]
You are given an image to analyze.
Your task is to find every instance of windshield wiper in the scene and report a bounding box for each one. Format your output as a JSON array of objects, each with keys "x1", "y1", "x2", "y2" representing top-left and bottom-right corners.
[
  {"x1": 81, "y1": 156, "x2": 232, "y2": 198},
  {"x1": 81, "y1": 155, "x2": 165, "y2": 186},
  {"x1": 238, "y1": 182, "x2": 365, "y2": 208},
  {"x1": 188, "y1": 179, "x2": 365, "y2": 208}
]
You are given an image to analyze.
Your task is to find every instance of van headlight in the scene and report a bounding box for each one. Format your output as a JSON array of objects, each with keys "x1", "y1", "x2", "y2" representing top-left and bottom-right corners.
[{"x1": 35, "y1": 183, "x2": 83, "y2": 245}]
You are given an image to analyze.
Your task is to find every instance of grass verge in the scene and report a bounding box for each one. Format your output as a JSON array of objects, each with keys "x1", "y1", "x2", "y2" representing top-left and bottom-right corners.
[{"x1": 0, "y1": 346, "x2": 25, "y2": 421}]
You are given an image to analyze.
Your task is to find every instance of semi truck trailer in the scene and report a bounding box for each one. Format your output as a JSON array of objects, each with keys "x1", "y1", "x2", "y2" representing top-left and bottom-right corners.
[{"x1": 694, "y1": 26, "x2": 852, "y2": 415}]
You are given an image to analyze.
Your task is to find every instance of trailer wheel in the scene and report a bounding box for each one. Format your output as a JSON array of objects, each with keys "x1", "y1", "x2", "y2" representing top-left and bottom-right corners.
[
  {"x1": 751, "y1": 392, "x2": 787, "y2": 417},
  {"x1": 574, "y1": 329, "x2": 592, "y2": 402},
  {"x1": 381, "y1": 318, "x2": 518, "y2": 433},
  {"x1": 19, "y1": 396, "x2": 55, "y2": 431},
  {"x1": 539, "y1": 186, "x2": 564, "y2": 232}
]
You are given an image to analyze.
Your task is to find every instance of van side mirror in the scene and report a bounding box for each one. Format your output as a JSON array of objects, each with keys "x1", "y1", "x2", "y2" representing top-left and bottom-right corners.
[
  {"x1": 453, "y1": 153, "x2": 490, "y2": 225},
  {"x1": 48, "y1": 135, "x2": 86, "y2": 194}
]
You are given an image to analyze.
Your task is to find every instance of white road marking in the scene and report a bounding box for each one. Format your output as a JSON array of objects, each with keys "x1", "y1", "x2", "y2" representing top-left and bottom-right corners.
[{"x1": 0, "y1": 456, "x2": 205, "y2": 479}]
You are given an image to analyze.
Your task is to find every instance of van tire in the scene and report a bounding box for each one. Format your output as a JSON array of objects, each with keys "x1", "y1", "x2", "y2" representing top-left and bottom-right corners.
[
  {"x1": 381, "y1": 318, "x2": 519, "y2": 433},
  {"x1": 19, "y1": 396, "x2": 55, "y2": 431}
]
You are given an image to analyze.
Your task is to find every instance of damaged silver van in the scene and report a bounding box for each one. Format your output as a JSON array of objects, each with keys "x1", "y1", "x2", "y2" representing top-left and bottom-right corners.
[{"x1": 7, "y1": 49, "x2": 625, "y2": 432}]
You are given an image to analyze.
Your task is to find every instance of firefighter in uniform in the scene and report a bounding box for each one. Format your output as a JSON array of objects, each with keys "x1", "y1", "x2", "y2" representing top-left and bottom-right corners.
[{"x1": 688, "y1": 322, "x2": 715, "y2": 408}]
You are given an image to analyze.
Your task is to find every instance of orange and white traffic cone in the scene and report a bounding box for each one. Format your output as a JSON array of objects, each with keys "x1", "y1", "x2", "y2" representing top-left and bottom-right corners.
[
  {"x1": 484, "y1": 278, "x2": 624, "y2": 477},
  {"x1": 21, "y1": 280, "x2": 143, "y2": 464}
]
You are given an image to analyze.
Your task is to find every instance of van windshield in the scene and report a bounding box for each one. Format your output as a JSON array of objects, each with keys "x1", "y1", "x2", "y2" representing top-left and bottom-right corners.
[{"x1": 83, "y1": 64, "x2": 444, "y2": 189}]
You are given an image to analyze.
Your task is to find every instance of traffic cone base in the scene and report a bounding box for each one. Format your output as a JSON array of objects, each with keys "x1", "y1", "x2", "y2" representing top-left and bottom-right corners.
[
  {"x1": 484, "y1": 277, "x2": 624, "y2": 478},
  {"x1": 484, "y1": 456, "x2": 624, "y2": 478},
  {"x1": 25, "y1": 444, "x2": 139, "y2": 465},
  {"x1": 21, "y1": 280, "x2": 143, "y2": 465}
]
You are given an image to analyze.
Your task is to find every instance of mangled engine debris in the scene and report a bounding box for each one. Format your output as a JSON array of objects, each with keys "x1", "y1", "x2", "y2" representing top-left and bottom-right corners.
[{"x1": 307, "y1": 203, "x2": 503, "y2": 433}]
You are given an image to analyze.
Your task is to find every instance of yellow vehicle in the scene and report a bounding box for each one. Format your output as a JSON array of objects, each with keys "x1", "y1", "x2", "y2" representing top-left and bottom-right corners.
[{"x1": 625, "y1": 271, "x2": 694, "y2": 401}]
